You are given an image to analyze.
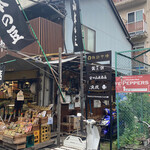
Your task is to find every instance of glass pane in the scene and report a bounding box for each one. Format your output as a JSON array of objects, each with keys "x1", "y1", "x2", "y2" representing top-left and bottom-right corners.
[
  {"x1": 128, "y1": 12, "x2": 134, "y2": 23},
  {"x1": 82, "y1": 25, "x2": 95, "y2": 52},
  {"x1": 136, "y1": 10, "x2": 143, "y2": 22},
  {"x1": 87, "y1": 29, "x2": 95, "y2": 52}
]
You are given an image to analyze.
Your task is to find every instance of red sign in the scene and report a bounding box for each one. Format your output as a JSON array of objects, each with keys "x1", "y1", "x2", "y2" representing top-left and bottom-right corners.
[{"x1": 116, "y1": 74, "x2": 150, "y2": 93}]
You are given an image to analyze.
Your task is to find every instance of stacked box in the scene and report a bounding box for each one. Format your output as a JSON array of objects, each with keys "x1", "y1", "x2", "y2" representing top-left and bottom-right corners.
[
  {"x1": 61, "y1": 122, "x2": 74, "y2": 132},
  {"x1": 26, "y1": 135, "x2": 34, "y2": 148},
  {"x1": 40, "y1": 123, "x2": 51, "y2": 142},
  {"x1": 34, "y1": 130, "x2": 40, "y2": 144},
  {"x1": 66, "y1": 115, "x2": 80, "y2": 129}
]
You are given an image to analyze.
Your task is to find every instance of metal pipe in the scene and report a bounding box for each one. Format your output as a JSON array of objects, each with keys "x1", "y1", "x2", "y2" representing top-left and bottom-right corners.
[
  {"x1": 80, "y1": 52, "x2": 84, "y2": 133},
  {"x1": 57, "y1": 47, "x2": 62, "y2": 146}
]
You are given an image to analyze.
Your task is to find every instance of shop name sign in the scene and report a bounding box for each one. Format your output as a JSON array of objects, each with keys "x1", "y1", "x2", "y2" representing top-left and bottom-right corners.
[
  {"x1": 116, "y1": 74, "x2": 150, "y2": 93},
  {"x1": 0, "y1": 0, "x2": 34, "y2": 51},
  {"x1": 87, "y1": 73, "x2": 110, "y2": 81},
  {"x1": 86, "y1": 51, "x2": 111, "y2": 63},
  {"x1": 88, "y1": 83, "x2": 111, "y2": 91},
  {"x1": 86, "y1": 64, "x2": 110, "y2": 72},
  {"x1": 87, "y1": 92, "x2": 110, "y2": 100}
]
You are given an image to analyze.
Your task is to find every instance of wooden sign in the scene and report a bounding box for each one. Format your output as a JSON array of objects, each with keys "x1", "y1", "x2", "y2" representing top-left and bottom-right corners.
[
  {"x1": 87, "y1": 92, "x2": 110, "y2": 100},
  {"x1": 86, "y1": 51, "x2": 111, "y2": 63},
  {"x1": 88, "y1": 82, "x2": 111, "y2": 92},
  {"x1": 87, "y1": 73, "x2": 111, "y2": 81},
  {"x1": 86, "y1": 64, "x2": 110, "y2": 72}
]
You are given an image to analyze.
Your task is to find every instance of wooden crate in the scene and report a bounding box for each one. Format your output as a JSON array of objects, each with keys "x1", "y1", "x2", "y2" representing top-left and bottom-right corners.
[
  {"x1": 61, "y1": 122, "x2": 74, "y2": 133},
  {"x1": 0, "y1": 131, "x2": 3, "y2": 140},
  {"x1": 3, "y1": 142, "x2": 26, "y2": 150},
  {"x1": 32, "y1": 124, "x2": 40, "y2": 131},
  {"x1": 3, "y1": 134, "x2": 26, "y2": 144},
  {"x1": 39, "y1": 117, "x2": 48, "y2": 124}
]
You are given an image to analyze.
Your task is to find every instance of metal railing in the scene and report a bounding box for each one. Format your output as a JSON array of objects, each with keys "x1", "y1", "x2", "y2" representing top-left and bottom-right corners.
[
  {"x1": 126, "y1": 20, "x2": 147, "y2": 35},
  {"x1": 113, "y1": 0, "x2": 146, "y2": 4},
  {"x1": 113, "y1": 0, "x2": 127, "y2": 3}
]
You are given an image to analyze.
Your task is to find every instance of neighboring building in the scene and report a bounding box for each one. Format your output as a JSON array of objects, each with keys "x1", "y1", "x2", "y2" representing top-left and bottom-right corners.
[{"x1": 113, "y1": 0, "x2": 149, "y2": 71}]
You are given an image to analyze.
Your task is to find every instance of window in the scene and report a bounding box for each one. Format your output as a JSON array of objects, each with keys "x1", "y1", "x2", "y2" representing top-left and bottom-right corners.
[
  {"x1": 136, "y1": 10, "x2": 143, "y2": 22},
  {"x1": 128, "y1": 10, "x2": 143, "y2": 23},
  {"x1": 128, "y1": 12, "x2": 134, "y2": 23},
  {"x1": 82, "y1": 25, "x2": 96, "y2": 52}
]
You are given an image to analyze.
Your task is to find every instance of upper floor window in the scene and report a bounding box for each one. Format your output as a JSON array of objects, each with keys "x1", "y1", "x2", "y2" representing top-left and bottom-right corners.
[
  {"x1": 82, "y1": 25, "x2": 96, "y2": 52},
  {"x1": 128, "y1": 10, "x2": 143, "y2": 23}
]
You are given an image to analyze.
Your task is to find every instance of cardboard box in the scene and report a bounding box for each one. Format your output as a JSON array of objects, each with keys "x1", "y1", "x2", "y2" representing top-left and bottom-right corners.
[{"x1": 66, "y1": 115, "x2": 80, "y2": 129}]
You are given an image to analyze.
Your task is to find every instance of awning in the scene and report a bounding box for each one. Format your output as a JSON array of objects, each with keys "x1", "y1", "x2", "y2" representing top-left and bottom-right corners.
[
  {"x1": 44, "y1": 55, "x2": 78, "y2": 64},
  {"x1": 0, "y1": 54, "x2": 46, "y2": 72}
]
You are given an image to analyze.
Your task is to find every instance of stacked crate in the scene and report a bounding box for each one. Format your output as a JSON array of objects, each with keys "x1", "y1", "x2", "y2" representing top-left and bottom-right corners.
[
  {"x1": 33, "y1": 124, "x2": 40, "y2": 145},
  {"x1": 40, "y1": 123, "x2": 51, "y2": 142}
]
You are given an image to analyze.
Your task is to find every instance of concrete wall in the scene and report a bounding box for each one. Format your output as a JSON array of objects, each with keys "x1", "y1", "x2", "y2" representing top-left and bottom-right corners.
[{"x1": 65, "y1": 0, "x2": 132, "y2": 70}]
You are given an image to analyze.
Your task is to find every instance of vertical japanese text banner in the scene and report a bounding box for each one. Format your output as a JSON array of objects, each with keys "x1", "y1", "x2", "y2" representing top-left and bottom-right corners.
[
  {"x1": 0, "y1": 0, "x2": 35, "y2": 51},
  {"x1": 70, "y1": 0, "x2": 84, "y2": 52},
  {"x1": 0, "y1": 65, "x2": 5, "y2": 85}
]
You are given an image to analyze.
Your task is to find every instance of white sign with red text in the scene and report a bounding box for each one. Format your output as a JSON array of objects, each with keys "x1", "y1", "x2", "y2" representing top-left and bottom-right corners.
[{"x1": 116, "y1": 74, "x2": 150, "y2": 93}]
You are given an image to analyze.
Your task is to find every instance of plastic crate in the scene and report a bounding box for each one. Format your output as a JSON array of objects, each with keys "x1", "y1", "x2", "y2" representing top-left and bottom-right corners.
[
  {"x1": 26, "y1": 135, "x2": 34, "y2": 148},
  {"x1": 34, "y1": 130, "x2": 40, "y2": 145},
  {"x1": 40, "y1": 124, "x2": 51, "y2": 142}
]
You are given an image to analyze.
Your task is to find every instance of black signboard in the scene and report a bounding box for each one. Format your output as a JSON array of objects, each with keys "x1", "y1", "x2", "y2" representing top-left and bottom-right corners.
[
  {"x1": 86, "y1": 50, "x2": 113, "y2": 148},
  {"x1": 87, "y1": 73, "x2": 111, "y2": 81},
  {"x1": 70, "y1": 0, "x2": 83, "y2": 52},
  {"x1": 87, "y1": 92, "x2": 110, "y2": 100},
  {"x1": 0, "y1": 0, "x2": 35, "y2": 51},
  {"x1": 86, "y1": 64, "x2": 110, "y2": 72},
  {"x1": 0, "y1": 65, "x2": 5, "y2": 85},
  {"x1": 88, "y1": 82, "x2": 111, "y2": 92},
  {"x1": 86, "y1": 51, "x2": 111, "y2": 63}
]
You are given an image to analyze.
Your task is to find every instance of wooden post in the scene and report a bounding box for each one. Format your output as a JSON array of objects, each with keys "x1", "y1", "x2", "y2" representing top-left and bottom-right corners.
[
  {"x1": 80, "y1": 52, "x2": 84, "y2": 133},
  {"x1": 57, "y1": 48, "x2": 62, "y2": 146}
]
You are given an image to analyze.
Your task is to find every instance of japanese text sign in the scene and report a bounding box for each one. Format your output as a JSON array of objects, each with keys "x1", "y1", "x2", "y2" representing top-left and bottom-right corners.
[
  {"x1": 0, "y1": 65, "x2": 5, "y2": 85},
  {"x1": 87, "y1": 73, "x2": 110, "y2": 81},
  {"x1": 70, "y1": 0, "x2": 83, "y2": 52},
  {"x1": 88, "y1": 82, "x2": 111, "y2": 92},
  {"x1": 86, "y1": 51, "x2": 111, "y2": 63}
]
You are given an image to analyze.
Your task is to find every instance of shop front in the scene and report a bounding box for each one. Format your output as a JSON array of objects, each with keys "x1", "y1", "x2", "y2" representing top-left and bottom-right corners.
[{"x1": 0, "y1": 54, "x2": 55, "y2": 149}]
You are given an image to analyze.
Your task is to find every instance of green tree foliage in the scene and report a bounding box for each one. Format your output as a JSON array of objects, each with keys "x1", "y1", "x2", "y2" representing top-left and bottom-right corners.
[{"x1": 118, "y1": 93, "x2": 150, "y2": 147}]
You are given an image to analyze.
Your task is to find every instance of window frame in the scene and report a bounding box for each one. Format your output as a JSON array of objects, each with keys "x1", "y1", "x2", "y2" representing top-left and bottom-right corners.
[
  {"x1": 127, "y1": 9, "x2": 144, "y2": 24},
  {"x1": 82, "y1": 25, "x2": 96, "y2": 52}
]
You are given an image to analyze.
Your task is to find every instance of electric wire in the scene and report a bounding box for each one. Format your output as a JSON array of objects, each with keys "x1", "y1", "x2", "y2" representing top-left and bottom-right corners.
[
  {"x1": 17, "y1": 0, "x2": 66, "y2": 102},
  {"x1": 15, "y1": 50, "x2": 58, "y2": 76}
]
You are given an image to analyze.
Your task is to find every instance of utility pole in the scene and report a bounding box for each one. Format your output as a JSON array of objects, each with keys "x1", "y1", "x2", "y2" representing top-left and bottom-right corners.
[{"x1": 57, "y1": 47, "x2": 62, "y2": 146}]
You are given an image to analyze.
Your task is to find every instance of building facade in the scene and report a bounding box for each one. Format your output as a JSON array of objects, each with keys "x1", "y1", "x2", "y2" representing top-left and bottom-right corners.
[
  {"x1": 65, "y1": 0, "x2": 132, "y2": 68},
  {"x1": 0, "y1": 0, "x2": 133, "y2": 106},
  {"x1": 113, "y1": 0, "x2": 150, "y2": 68}
]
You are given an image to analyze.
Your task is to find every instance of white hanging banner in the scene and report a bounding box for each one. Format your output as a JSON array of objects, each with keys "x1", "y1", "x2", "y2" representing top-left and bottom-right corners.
[{"x1": 17, "y1": 90, "x2": 24, "y2": 101}]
